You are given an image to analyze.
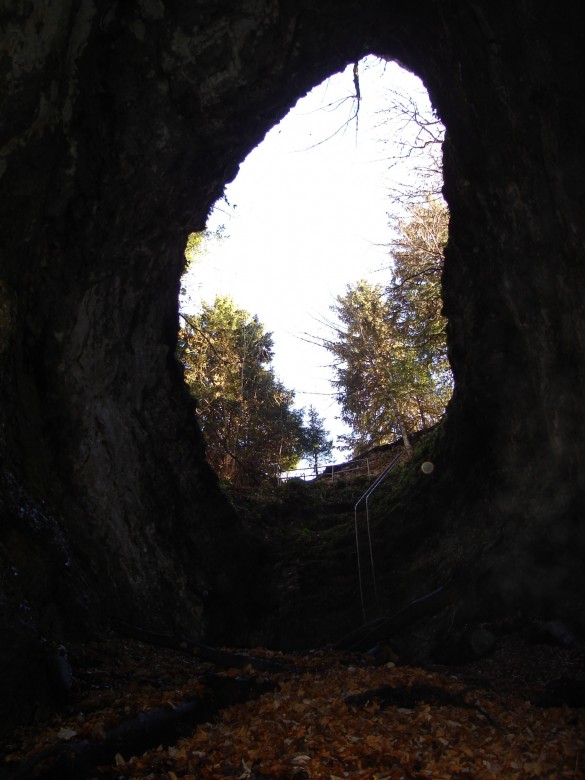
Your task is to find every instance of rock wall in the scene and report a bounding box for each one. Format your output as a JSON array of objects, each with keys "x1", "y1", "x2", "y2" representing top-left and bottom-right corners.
[
  {"x1": 1, "y1": 0, "x2": 584, "y2": 726},
  {"x1": 428, "y1": 3, "x2": 585, "y2": 617}
]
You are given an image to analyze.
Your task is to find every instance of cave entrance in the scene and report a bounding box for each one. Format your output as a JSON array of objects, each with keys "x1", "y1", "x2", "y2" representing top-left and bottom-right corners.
[{"x1": 178, "y1": 56, "x2": 452, "y2": 486}]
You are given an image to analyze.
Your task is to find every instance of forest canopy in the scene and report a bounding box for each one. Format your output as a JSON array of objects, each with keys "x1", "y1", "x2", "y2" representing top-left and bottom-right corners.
[
  {"x1": 322, "y1": 195, "x2": 452, "y2": 454},
  {"x1": 178, "y1": 296, "x2": 331, "y2": 485}
]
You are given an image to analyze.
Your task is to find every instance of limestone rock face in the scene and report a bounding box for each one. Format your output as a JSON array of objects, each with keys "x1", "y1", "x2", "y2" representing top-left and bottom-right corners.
[{"x1": 1, "y1": 1, "x2": 584, "y2": 724}]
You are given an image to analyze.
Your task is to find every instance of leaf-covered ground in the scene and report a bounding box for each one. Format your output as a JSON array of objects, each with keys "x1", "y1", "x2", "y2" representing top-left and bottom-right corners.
[{"x1": 2, "y1": 631, "x2": 584, "y2": 779}]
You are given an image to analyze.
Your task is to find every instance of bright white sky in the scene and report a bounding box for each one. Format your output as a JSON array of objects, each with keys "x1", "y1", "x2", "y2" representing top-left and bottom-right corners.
[{"x1": 181, "y1": 56, "x2": 439, "y2": 469}]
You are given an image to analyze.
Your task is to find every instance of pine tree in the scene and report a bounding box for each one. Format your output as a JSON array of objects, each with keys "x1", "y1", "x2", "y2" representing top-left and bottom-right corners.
[
  {"x1": 178, "y1": 296, "x2": 305, "y2": 485},
  {"x1": 302, "y1": 406, "x2": 333, "y2": 477},
  {"x1": 387, "y1": 195, "x2": 452, "y2": 403},
  {"x1": 322, "y1": 197, "x2": 452, "y2": 455}
]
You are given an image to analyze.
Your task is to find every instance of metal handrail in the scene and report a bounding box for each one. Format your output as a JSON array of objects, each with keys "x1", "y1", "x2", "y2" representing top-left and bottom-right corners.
[
  {"x1": 279, "y1": 456, "x2": 373, "y2": 483},
  {"x1": 354, "y1": 451, "x2": 406, "y2": 623}
]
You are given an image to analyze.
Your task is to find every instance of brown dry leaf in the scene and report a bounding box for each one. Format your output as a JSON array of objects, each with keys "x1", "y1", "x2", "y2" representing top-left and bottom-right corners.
[{"x1": 3, "y1": 636, "x2": 585, "y2": 779}]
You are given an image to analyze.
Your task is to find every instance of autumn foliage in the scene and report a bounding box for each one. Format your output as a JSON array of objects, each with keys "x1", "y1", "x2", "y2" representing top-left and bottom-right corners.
[{"x1": 3, "y1": 632, "x2": 583, "y2": 779}]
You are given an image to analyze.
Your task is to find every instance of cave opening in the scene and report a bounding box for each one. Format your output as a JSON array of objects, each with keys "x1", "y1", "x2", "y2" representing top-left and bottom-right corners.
[{"x1": 179, "y1": 56, "x2": 452, "y2": 485}]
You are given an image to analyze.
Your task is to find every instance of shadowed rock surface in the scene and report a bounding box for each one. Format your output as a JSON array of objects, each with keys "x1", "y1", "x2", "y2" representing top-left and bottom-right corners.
[{"x1": 1, "y1": 1, "x2": 584, "y2": 729}]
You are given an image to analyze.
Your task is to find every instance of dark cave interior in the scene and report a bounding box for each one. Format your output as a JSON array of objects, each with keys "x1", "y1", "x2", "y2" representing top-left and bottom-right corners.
[{"x1": 1, "y1": 0, "x2": 585, "y2": 737}]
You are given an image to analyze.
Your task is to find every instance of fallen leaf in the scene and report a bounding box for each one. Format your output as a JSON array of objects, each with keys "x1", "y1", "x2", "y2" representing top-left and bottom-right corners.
[{"x1": 56, "y1": 727, "x2": 77, "y2": 740}]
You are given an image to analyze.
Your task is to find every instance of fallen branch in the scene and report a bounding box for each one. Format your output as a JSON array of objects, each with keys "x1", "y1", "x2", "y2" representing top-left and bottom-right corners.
[
  {"x1": 533, "y1": 678, "x2": 585, "y2": 708},
  {"x1": 345, "y1": 683, "x2": 499, "y2": 727},
  {"x1": 3, "y1": 698, "x2": 211, "y2": 780},
  {"x1": 334, "y1": 581, "x2": 458, "y2": 652},
  {"x1": 3, "y1": 674, "x2": 276, "y2": 780},
  {"x1": 111, "y1": 619, "x2": 295, "y2": 673}
]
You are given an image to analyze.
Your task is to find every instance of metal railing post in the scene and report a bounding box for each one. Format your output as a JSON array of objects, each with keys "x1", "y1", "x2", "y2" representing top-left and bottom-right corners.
[{"x1": 354, "y1": 451, "x2": 405, "y2": 623}]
